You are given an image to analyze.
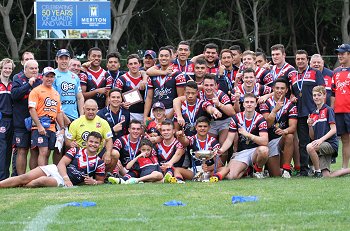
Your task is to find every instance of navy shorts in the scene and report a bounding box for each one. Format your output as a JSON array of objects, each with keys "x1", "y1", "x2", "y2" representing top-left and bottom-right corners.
[
  {"x1": 335, "y1": 113, "x2": 350, "y2": 136},
  {"x1": 140, "y1": 165, "x2": 162, "y2": 177},
  {"x1": 31, "y1": 130, "x2": 56, "y2": 150},
  {"x1": 13, "y1": 130, "x2": 31, "y2": 148}
]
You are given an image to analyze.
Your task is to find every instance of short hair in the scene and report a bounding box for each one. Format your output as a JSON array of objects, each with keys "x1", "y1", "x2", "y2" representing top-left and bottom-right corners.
[
  {"x1": 295, "y1": 49, "x2": 308, "y2": 57},
  {"x1": 185, "y1": 80, "x2": 198, "y2": 90},
  {"x1": 69, "y1": 58, "x2": 81, "y2": 65},
  {"x1": 159, "y1": 46, "x2": 172, "y2": 55},
  {"x1": 256, "y1": 52, "x2": 267, "y2": 60},
  {"x1": 220, "y1": 49, "x2": 233, "y2": 59},
  {"x1": 242, "y1": 67, "x2": 256, "y2": 76},
  {"x1": 126, "y1": 54, "x2": 140, "y2": 64},
  {"x1": 161, "y1": 119, "x2": 174, "y2": 127},
  {"x1": 130, "y1": 119, "x2": 142, "y2": 127},
  {"x1": 204, "y1": 43, "x2": 218, "y2": 51},
  {"x1": 178, "y1": 41, "x2": 190, "y2": 48},
  {"x1": 140, "y1": 138, "x2": 153, "y2": 149},
  {"x1": 273, "y1": 78, "x2": 288, "y2": 87},
  {"x1": 87, "y1": 131, "x2": 103, "y2": 142},
  {"x1": 88, "y1": 47, "x2": 102, "y2": 57},
  {"x1": 271, "y1": 44, "x2": 285, "y2": 54},
  {"x1": 21, "y1": 51, "x2": 34, "y2": 61},
  {"x1": 195, "y1": 116, "x2": 210, "y2": 126},
  {"x1": 242, "y1": 50, "x2": 256, "y2": 60},
  {"x1": 106, "y1": 52, "x2": 121, "y2": 62},
  {"x1": 313, "y1": 85, "x2": 326, "y2": 95},
  {"x1": 24, "y1": 59, "x2": 38, "y2": 70},
  {"x1": 310, "y1": 54, "x2": 323, "y2": 61},
  {"x1": 165, "y1": 45, "x2": 176, "y2": 54},
  {"x1": 243, "y1": 93, "x2": 257, "y2": 101},
  {"x1": 109, "y1": 88, "x2": 122, "y2": 97},
  {"x1": 194, "y1": 58, "x2": 206, "y2": 66},
  {"x1": 0, "y1": 58, "x2": 15, "y2": 70},
  {"x1": 229, "y1": 45, "x2": 242, "y2": 53},
  {"x1": 203, "y1": 73, "x2": 216, "y2": 82}
]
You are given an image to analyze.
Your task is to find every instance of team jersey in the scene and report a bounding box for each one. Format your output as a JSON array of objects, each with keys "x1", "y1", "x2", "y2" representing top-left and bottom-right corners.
[
  {"x1": 0, "y1": 81, "x2": 12, "y2": 116},
  {"x1": 229, "y1": 112, "x2": 268, "y2": 152},
  {"x1": 115, "y1": 72, "x2": 146, "y2": 113},
  {"x1": 256, "y1": 67, "x2": 273, "y2": 86},
  {"x1": 321, "y1": 67, "x2": 333, "y2": 106},
  {"x1": 174, "y1": 99, "x2": 211, "y2": 136},
  {"x1": 309, "y1": 104, "x2": 338, "y2": 154},
  {"x1": 28, "y1": 85, "x2": 62, "y2": 132},
  {"x1": 289, "y1": 66, "x2": 325, "y2": 117},
  {"x1": 187, "y1": 135, "x2": 220, "y2": 167},
  {"x1": 97, "y1": 107, "x2": 130, "y2": 141},
  {"x1": 148, "y1": 65, "x2": 186, "y2": 109},
  {"x1": 172, "y1": 59, "x2": 195, "y2": 81},
  {"x1": 259, "y1": 97, "x2": 298, "y2": 140},
  {"x1": 79, "y1": 67, "x2": 113, "y2": 109},
  {"x1": 53, "y1": 69, "x2": 82, "y2": 120},
  {"x1": 11, "y1": 72, "x2": 42, "y2": 130},
  {"x1": 113, "y1": 135, "x2": 142, "y2": 166},
  {"x1": 67, "y1": 115, "x2": 113, "y2": 151},
  {"x1": 269, "y1": 63, "x2": 296, "y2": 85},
  {"x1": 109, "y1": 70, "x2": 125, "y2": 88},
  {"x1": 65, "y1": 147, "x2": 105, "y2": 185},
  {"x1": 206, "y1": 60, "x2": 219, "y2": 74},
  {"x1": 233, "y1": 83, "x2": 272, "y2": 112},
  {"x1": 216, "y1": 67, "x2": 238, "y2": 95},
  {"x1": 155, "y1": 138, "x2": 185, "y2": 167},
  {"x1": 146, "y1": 119, "x2": 161, "y2": 136},
  {"x1": 199, "y1": 90, "x2": 231, "y2": 121},
  {"x1": 131, "y1": 154, "x2": 159, "y2": 172},
  {"x1": 332, "y1": 67, "x2": 350, "y2": 113}
]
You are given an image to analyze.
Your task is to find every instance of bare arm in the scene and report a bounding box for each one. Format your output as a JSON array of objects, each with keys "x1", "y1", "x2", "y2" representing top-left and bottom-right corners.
[
  {"x1": 77, "y1": 92, "x2": 84, "y2": 116},
  {"x1": 190, "y1": 53, "x2": 205, "y2": 63},
  {"x1": 57, "y1": 155, "x2": 74, "y2": 187},
  {"x1": 146, "y1": 66, "x2": 167, "y2": 76},
  {"x1": 143, "y1": 89, "x2": 154, "y2": 123}
]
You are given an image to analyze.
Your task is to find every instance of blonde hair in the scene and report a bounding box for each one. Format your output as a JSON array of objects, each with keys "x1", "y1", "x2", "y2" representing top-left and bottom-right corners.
[
  {"x1": 0, "y1": 58, "x2": 15, "y2": 70},
  {"x1": 242, "y1": 50, "x2": 256, "y2": 60},
  {"x1": 312, "y1": 85, "x2": 326, "y2": 95}
]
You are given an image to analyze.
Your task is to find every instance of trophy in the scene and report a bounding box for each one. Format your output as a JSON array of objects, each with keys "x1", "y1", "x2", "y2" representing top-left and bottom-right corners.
[{"x1": 190, "y1": 150, "x2": 215, "y2": 182}]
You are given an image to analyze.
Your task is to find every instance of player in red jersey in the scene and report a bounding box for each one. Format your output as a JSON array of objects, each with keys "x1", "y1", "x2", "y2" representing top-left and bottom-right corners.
[{"x1": 191, "y1": 43, "x2": 220, "y2": 74}]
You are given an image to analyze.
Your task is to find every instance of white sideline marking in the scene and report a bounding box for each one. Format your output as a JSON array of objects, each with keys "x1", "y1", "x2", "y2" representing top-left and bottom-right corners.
[{"x1": 23, "y1": 204, "x2": 66, "y2": 231}]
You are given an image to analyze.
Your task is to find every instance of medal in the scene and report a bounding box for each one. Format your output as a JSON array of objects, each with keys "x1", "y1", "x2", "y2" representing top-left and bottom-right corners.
[
  {"x1": 296, "y1": 66, "x2": 309, "y2": 98},
  {"x1": 299, "y1": 92, "x2": 302, "y2": 97},
  {"x1": 228, "y1": 90, "x2": 231, "y2": 95},
  {"x1": 275, "y1": 123, "x2": 280, "y2": 128},
  {"x1": 246, "y1": 139, "x2": 250, "y2": 145}
]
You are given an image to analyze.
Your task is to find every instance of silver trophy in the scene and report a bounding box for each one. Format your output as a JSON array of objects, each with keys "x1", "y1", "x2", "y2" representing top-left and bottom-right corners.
[{"x1": 190, "y1": 150, "x2": 215, "y2": 182}]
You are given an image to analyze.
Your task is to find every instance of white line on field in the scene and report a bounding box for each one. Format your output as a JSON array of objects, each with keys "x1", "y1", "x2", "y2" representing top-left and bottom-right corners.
[{"x1": 23, "y1": 204, "x2": 66, "y2": 231}]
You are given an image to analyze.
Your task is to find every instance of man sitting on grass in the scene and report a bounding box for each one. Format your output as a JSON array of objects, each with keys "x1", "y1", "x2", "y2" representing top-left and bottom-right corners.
[
  {"x1": 0, "y1": 132, "x2": 105, "y2": 188},
  {"x1": 307, "y1": 86, "x2": 350, "y2": 178}
]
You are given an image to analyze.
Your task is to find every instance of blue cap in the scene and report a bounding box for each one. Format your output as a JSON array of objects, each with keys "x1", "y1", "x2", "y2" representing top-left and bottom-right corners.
[
  {"x1": 144, "y1": 50, "x2": 156, "y2": 59},
  {"x1": 335, "y1": 44, "x2": 350, "y2": 53},
  {"x1": 56, "y1": 49, "x2": 70, "y2": 57},
  {"x1": 152, "y1": 101, "x2": 165, "y2": 110}
]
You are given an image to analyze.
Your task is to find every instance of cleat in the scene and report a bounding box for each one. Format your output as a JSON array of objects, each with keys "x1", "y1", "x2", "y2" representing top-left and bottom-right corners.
[
  {"x1": 281, "y1": 170, "x2": 291, "y2": 179},
  {"x1": 313, "y1": 171, "x2": 323, "y2": 178},
  {"x1": 169, "y1": 177, "x2": 178, "y2": 183},
  {"x1": 163, "y1": 172, "x2": 173, "y2": 183},
  {"x1": 292, "y1": 169, "x2": 300, "y2": 177},
  {"x1": 177, "y1": 179, "x2": 185, "y2": 184},
  {"x1": 108, "y1": 177, "x2": 125, "y2": 184},
  {"x1": 263, "y1": 170, "x2": 270, "y2": 178},
  {"x1": 209, "y1": 176, "x2": 219, "y2": 183},
  {"x1": 125, "y1": 178, "x2": 138, "y2": 184},
  {"x1": 253, "y1": 171, "x2": 265, "y2": 179}
]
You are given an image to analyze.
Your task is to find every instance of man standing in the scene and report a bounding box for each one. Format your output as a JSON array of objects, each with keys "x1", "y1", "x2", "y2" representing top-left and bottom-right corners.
[
  {"x1": 289, "y1": 50, "x2": 325, "y2": 176},
  {"x1": 173, "y1": 41, "x2": 195, "y2": 81},
  {"x1": 142, "y1": 50, "x2": 157, "y2": 71},
  {"x1": 80, "y1": 47, "x2": 113, "y2": 109},
  {"x1": 105, "y1": 52, "x2": 125, "y2": 89},
  {"x1": 332, "y1": 44, "x2": 350, "y2": 168},
  {"x1": 28, "y1": 67, "x2": 65, "y2": 166},
  {"x1": 11, "y1": 59, "x2": 42, "y2": 175}
]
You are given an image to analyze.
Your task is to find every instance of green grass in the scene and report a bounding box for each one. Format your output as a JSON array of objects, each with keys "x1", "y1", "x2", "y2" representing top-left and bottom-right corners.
[{"x1": 1, "y1": 176, "x2": 350, "y2": 230}]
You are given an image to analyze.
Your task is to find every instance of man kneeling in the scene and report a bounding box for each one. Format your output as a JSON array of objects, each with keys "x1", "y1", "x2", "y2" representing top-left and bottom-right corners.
[{"x1": 0, "y1": 132, "x2": 105, "y2": 188}]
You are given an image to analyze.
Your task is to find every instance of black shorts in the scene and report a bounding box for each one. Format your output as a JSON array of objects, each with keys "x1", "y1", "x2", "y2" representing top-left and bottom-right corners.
[
  {"x1": 31, "y1": 130, "x2": 56, "y2": 150},
  {"x1": 336, "y1": 113, "x2": 350, "y2": 136},
  {"x1": 13, "y1": 130, "x2": 31, "y2": 148},
  {"x1": 140, "y1": 165, "x2": 162, "y2": 177}
]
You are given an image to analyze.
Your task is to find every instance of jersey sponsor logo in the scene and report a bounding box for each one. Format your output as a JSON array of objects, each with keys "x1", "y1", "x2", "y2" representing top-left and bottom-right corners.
[
  {"x1": 0, "y1": 127, "x2": 6, "y2": 133},
  {"x1": 16, "y1": 137, "x2": 21, "y2": 144},
  {"x1": 61, "y1": 81, "x2": 76, "y2": 92},
  {"x1": 82, "y1": 131, "x2": 90, "y2": 141},
  {"x1": 62, "y1": 100, "x2": 75, "y2": 105},
  {"x1": 38, "y1": 137, "x2": 43, "y2": 144},
  {"x1": 44, "y1": 97, "x2": 58, "y2": 107},
  {"x1": 154, "y1": 88, "x2": 171, "y2": 99},
  {"x1": 96, "y1": 122, "x2": 101, "y2": 128}
]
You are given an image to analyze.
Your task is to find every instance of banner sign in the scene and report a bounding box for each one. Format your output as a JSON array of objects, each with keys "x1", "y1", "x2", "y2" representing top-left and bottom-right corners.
[{"x1": 35, "y1": 0, "x2": 111, "y2": 40}]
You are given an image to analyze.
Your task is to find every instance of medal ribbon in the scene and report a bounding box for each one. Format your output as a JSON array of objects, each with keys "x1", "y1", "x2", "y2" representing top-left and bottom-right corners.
[
  {"x1": 186, "y1": 99, "x2": 199, "y2": 126},
  {"x1": 243, "y1": 112, "x2": 257, "y2": 133},
  {"x1": 296, "y1": 66, "x2": 309, "y2": 94},
  {"x1": 271, "y1": 63, "x2": 287, "y2": 81},
  {"x1": 195, "y1": 135, "x2": 208, "y2": 151},
  {"x1": 127, "y1": 135, "x2": 141, "y2": 160},
  {"x1": 272, "y1": 97, "x2": 286, "y2": 122}
]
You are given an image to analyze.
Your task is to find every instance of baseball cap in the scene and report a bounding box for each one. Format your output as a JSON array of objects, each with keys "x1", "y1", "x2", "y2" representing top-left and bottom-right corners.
[
  {"x1": 144, "y1": 50, "x2": 156, "y2": 59},
  {"x1": 335, "y1": 44, "x2": 350, "y2": 53},
  {"x1": 152, "y1": 101, "x2": 165, "y2": 110},
  {"x1": 42, "y1": 67, "x2": 56, "y2": 76},
  {"x1": 56, "y1": 49, "x2": 70, "y2": 57}
]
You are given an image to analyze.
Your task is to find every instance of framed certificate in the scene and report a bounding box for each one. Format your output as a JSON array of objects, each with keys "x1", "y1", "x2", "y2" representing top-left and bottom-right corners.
[{"x1": 122, "y1": 88, "x2": 143, "y2": 105}]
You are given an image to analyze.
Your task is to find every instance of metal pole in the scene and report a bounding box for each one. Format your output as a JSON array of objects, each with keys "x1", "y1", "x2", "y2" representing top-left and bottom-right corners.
[{"x1": 47, "y1": 40, "x2": 51, "y2": 67}]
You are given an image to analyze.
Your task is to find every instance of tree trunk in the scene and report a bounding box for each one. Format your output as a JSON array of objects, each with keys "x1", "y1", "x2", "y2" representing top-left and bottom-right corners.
[
  {"x1": 236, "y1": 0, "x2": 250, "y2": 49},
  {"x1": 341, "y1": 0, "x2": 350, "y2": 43},
  {"x1": 253, "y1": 0, "x2": 259, "y2": 51},
  {"x1": 286, "y1": 0, "x2": 297, "y2": 53},
  {"x1": 109, "y1": 0, "x2": 138, "y2": 53}
]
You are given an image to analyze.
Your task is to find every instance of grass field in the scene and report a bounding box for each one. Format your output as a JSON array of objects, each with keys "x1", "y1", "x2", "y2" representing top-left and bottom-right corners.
[{"x1": 1, "y1": 173, "x2": 350, "y2": 230}]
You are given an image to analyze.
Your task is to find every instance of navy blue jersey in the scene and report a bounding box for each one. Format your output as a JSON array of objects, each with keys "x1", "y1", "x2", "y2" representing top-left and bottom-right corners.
[
  {"x1": 256, "y1": 67, "x2": 273, "y2": 87},
  {"x1": 174, "y1": 99, "x2": 211, "y2": 136},
  {"x1": 229, "y1": 112, "x2": 268, "y2": 151},
  {"x1": 309, "y1": 104, "x2": 338, "y2": 153},
  {"x1": 108, "y1": 70, "x2": 125, "y2": 88},
  {"x1": 321, "y1": 68, "x2": 333, "y2": 106},
  {"x1": 187, "y1": 135, "x2": 220, "y2": 166},
  {"x1": 148, "y1": 65, "x2": 186, "y2": 109},
  {"x1": 216, "y1": 66, "x2": 239, "y2": 95},
  {"x1": 172, "y1": 59, "x2": 195, "y2": 81},
  {"x1": 155, "y1": 138, "x2": 185, "y2": 167},
  {"x1": 65, "y1": 147, "x2": 105, "y2": 185},
  {"x1": 259, "y1": 97, "x2": 298, "y2": 140},
  {"x1": 113, "y1": 135, "x2": 142, "y2": 166},
  {"x1": 289, "y1": 66, "x2": 325, "y2": 117},
  {"x1": 11, "y1": 72, "x2": 42, "y2": 130},
  {"x1": 97, "y1": 107, "x2": 130, "y2": 141},
  {"x1": 0, "y1": 81, "x2": 12, "y2": 116},
  {"x1": 116, "y1": 72, "x2": 146, "y2": 113},
  {"x1": 199, "y1": 90, "x2": 232, "y2": 120},
  {"x1": 269, "y1": 63, "x2": 296, "y2": 86}
]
